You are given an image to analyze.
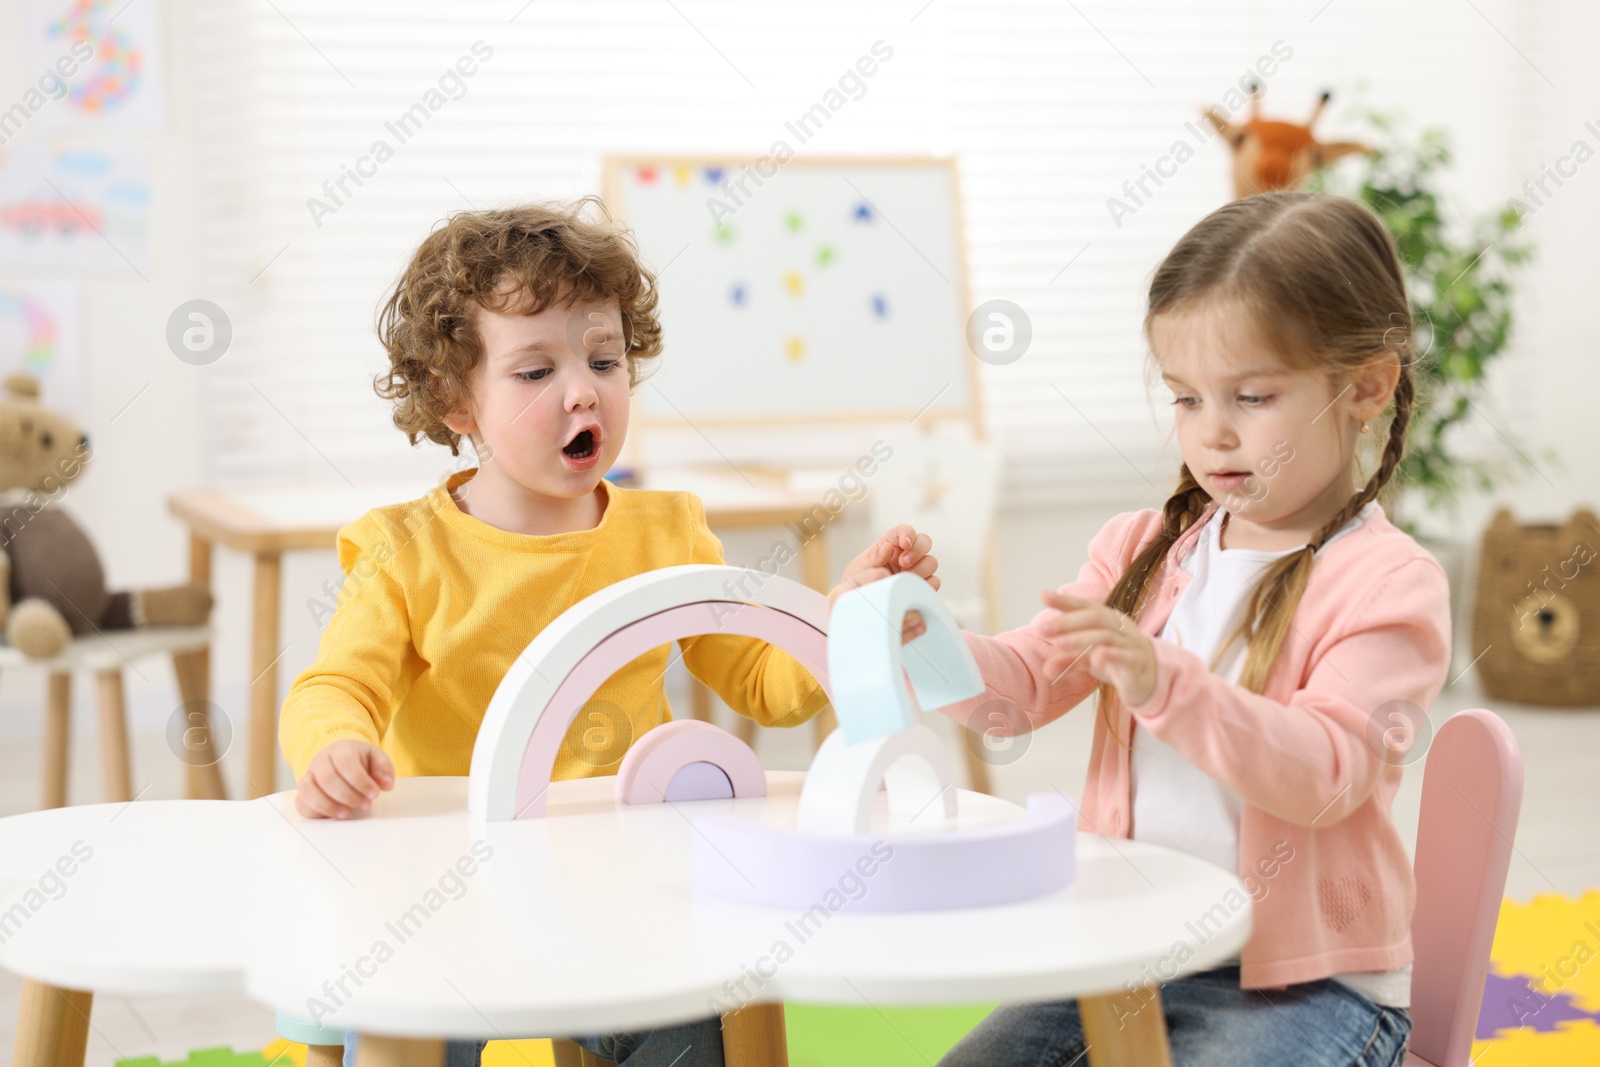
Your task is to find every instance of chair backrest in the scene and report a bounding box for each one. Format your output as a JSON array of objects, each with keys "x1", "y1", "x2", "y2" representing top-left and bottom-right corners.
[
  {"x1": 1408, "y1": 708, "x2": 1523, "y2": 1067},
  {"x1": 867, "y1": 428, "x2": 1001, "y2": 624}
]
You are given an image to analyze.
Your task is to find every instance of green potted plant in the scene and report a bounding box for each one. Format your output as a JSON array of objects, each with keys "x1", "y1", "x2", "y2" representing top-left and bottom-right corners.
[{"x1": 1309, "y1": 103, "x2": 1558, "y2": 662}]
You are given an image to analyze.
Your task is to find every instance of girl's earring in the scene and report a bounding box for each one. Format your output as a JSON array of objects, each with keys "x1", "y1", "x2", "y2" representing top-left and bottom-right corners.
[{"x1": 1360, "y1": 421, "x2": 1369, "y2": 435}]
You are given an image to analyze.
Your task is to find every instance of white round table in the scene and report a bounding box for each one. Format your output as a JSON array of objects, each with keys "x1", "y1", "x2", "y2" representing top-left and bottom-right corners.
[{"x1": 0, "y1": 772, "x2": 1250, "y2": 1067}]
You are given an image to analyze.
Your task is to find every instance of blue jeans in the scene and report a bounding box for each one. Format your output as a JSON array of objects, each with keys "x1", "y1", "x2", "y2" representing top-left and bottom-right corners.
[
  {"x1": 341, "y1": 1036, "x2": 484, "y2": 1067},
  {"x1": 340, "y1": 1016, "x2": 724, "y2": 1067},
  {"x1": 936, "y1": 965, "x2": 1412, "y2": 1067}
]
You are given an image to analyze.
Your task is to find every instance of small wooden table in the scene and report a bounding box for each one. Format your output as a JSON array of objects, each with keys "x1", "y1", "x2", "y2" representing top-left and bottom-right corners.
[
  {"x1": 168, "y1": 470, "x2": 838, "y2": 799},
  {"x1": 0, "y1": 773, "x2": 1250, "y2": 1067}
]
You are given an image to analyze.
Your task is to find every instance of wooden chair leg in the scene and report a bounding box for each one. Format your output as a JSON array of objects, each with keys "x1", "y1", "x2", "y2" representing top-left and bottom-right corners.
[
  {"x1": 1079, "y1": 986, "x2": 1173, "y2": 1067},
  {"x1": 44, "y1": 673, "x2": 72, "y2": 809},
  {"x1": 549, "y1": 1042, "x2": 584, "y2": 1067},
  {"x1": 722, "y1": 1003, "x2": 788, "y2": 1066},
  {"x1": 551, "y1": 1040, "x2": 616, "y2": 1067},
  {"x1": 13, "y1": 980, "x2": 93, "y2": 1067},
  {"x1": 352, "y1": 1036, "x2": 442, "y2": 1067},
  {"x1": 95, "y1": 670, "x2": 133, "y2": 804},
  {"x1": 172, "y1": 650, "x2": 227, "y2": 799},
  {"x1": 249, "y1": 551, "x2": 283, "y2": 799},
  {"x1": 304, "y1": 1046, "x2": 343, "y2": 1067}
]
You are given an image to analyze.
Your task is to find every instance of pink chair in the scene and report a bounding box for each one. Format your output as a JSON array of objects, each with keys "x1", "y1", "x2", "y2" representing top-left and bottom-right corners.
[{"x1": 1405, "y1": 708, "x2": 1524, "y2": 1067}]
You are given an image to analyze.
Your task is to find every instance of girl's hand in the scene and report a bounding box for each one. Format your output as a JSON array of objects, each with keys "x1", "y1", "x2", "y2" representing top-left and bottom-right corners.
[
  {"x1": 295, "y1": 738, "x2": 395, "y2": 819},
  {"x1": 1038, "y1": 591, "x2": 1158, "y2": 706},
  {"x1": 829, "y1": 524, "x2": 939, "y2": 643}
]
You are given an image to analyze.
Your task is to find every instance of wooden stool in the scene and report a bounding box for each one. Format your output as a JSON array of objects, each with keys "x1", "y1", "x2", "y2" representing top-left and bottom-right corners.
[{"x1": 0, "y1": 625, "x2": 224, "y2": 807}]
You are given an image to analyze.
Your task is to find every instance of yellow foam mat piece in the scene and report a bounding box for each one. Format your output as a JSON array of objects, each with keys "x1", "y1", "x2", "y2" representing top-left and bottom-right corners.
[
  {"x1": 482, "y1": 1041, "x2": 556, "y2": 1067},
  {"x1": 1488, "y1": 890, "x2": 1600, "y2": 1015}
]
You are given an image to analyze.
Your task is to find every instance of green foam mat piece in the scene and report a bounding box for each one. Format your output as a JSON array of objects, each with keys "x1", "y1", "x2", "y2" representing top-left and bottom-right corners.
[
  {"x1": 117, "y1": 1047, "x2": 279, "y2": 1067},
  {"x1": 784, "y1": 1003, "x2": 996, "y2": 1066}
]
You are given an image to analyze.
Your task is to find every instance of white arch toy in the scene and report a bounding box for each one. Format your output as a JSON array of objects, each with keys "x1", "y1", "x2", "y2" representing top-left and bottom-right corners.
[{"x1": 467, "y1": 565, "x2": 1078, "y2": 910}]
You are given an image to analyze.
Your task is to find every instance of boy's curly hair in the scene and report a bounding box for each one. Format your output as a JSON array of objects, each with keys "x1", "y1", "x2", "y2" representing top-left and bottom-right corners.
[{"x1": 374, "y1": 195, "x2": 664, "y2": 455}]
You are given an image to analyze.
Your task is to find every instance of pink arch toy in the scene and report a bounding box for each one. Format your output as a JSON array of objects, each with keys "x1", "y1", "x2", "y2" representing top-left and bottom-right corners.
[{"x1": 615, "y1": 719, "x2": 767, "y2": 805}]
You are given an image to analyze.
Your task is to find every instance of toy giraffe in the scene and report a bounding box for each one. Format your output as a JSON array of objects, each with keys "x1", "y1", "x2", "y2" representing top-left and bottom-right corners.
[{"x1": 1204, "y1": 84, "x2": 1371, "y2": 199}]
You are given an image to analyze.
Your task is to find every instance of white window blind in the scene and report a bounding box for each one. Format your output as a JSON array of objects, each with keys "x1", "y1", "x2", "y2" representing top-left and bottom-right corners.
[{"x1": 186, "y1": 0, "x2": 1549, "y2": 508}]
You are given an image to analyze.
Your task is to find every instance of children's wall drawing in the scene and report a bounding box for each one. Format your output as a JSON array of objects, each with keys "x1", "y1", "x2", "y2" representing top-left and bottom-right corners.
[
  {"x1": 602, "y1": 157, "x2": 977, "y2": 427},
  {"x1": 468, "y1": 566, "x2": 1077, "y2": 911},
  {"x1": 0, "y1": 145, "x2": 151, "y2": 273},
  {"x1": 26, "y1": 0, "x2": 165, "y2": 130},
  {"x1": 0, "y1": 282, "x2": 80, "y2": 412}
]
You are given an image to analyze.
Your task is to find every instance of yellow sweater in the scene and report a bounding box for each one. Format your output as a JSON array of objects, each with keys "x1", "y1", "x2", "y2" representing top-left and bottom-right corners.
[{"x1": 279, "y1": 469, "x2": 830, "y2": 781}]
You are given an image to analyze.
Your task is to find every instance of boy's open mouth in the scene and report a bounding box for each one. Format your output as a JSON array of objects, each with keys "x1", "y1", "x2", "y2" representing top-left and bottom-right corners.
[{"x1": 562, "y1": 427, "x2": 599, "y2": 460}]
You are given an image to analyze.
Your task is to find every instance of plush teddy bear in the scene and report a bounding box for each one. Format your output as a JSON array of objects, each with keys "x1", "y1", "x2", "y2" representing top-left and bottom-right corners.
[{"x1": 0, "y1": 373, "x2": 212, "y2": 659}]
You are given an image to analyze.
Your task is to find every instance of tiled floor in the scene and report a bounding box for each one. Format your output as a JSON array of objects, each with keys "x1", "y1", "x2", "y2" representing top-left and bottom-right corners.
[{"x1": 0, "y1": 668, "x2": 1595, "y2": 1067}]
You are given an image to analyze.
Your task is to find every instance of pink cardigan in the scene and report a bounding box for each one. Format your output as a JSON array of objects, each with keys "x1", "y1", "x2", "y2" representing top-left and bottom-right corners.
[{"x1": 940, "y1": 500, "x2": 1453, "y2": 989}]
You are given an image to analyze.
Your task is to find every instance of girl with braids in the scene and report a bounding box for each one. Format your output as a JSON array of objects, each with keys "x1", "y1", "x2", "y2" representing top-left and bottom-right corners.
[{"x1": 937, "y1": 191, "x2": 1448, "y2": 1067}]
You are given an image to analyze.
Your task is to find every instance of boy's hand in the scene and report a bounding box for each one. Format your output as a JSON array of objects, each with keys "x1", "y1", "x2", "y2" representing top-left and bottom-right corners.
[
  {"x1": 1037, "y1": 591, "x2": 1157, "y2": 706},
  {"x1": 828, "y1": 525, "x2": 939, "y2": 644},
  {"x1": 295, "y1": 739, "x2": 395, "y2": 819}
]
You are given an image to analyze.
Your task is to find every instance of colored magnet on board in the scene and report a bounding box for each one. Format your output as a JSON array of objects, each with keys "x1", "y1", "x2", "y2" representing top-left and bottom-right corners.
[
  {"x1": 714, "y1": 222, "x2": 736, "y2": 245},
  {"x1": 786, "y1": 210, "x2": 804, "y2": 232},
  {"x1": 705, "y1": 166, "x2": 724, "y2": 184},
  {"x1": 853, "y1": 201, "x2": 873, "y2": 222},
  {"x1": 729, "y1": 281, "x2": 747, "y2": 306},
  {"x1": 674, "y1": 164, "x2": 692, "y2": 186},
  {"x1": 871, "y1": 293, "x2": 889, "y2": 319},
  {"x1": 784, "y1": 271, "x2": 804, "y2": 297},
  {"x1": 636, "y1": 166, "x2": 658, "y2": 184},
  {"x1": 786, "y1": 335, "x2": 806, "y2": 361},
  {"x1": 827, "y1": 573, "x2": 985, "y2": 745},
  {"x1": 816, "y1": 244, "x2": 835, "y2": 267}
]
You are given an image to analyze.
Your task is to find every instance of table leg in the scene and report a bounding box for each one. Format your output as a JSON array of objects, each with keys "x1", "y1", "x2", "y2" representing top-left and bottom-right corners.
[
  {"x1": 304, "y1": 1046, "x2": 344, "y2": 1067},
  {"x1": 352, "y1": 1036, "x2": 443, "y2": 1067},
  {"x1": 44, "y1": 673, "x2": 71, "y2": 810},
  {"x1": 688, "y1": 676, "x2": 714, "y2": 723},
  {"x1": 13, "y1": 980, "x2": 93, "y2": 1067},
  {"x1": 959, "y1": 730, "x2": 993, "y2": 797},
  {"x1": 182, "y1": 531, "x2": 226, "y2": 800},
  {"x1": 249, "y1": 551, "x2": 283, "y2": 799},
  {"x1": 721, "y1": 1003, "x2": 788, "y2": 1067},
  {"x1": 95, "y1": 671, "x2": 133, "y2": 804},
  {"x1": 1079, "y1": 986, "x2": 1173, "y2": 1067},
  {"x1": 173, "y1": 650, "x2": 227, "y2": 799}
]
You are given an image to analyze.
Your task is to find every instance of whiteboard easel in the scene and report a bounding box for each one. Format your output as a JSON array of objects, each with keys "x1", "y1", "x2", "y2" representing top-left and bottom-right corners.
[{"x1": 603, "y1": 155, "x2": 983, "y2": 469}]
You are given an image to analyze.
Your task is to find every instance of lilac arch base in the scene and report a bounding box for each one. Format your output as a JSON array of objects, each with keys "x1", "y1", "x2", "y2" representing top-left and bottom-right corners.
[
  {"x1": 665, "y1": 762, "x2": 736, "y2": 802},
  {"x1": 691, "y1": 793, "x2": 1078, "y2": 911}
]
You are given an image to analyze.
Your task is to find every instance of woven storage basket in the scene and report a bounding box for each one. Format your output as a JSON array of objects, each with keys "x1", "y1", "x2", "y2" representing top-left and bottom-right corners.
[{"x1": 1471, "y1": 507, "x2": 1600, "y2": 706}]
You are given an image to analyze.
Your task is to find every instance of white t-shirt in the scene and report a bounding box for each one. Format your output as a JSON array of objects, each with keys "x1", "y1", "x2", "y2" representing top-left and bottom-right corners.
[{"x1": 1129, "y1": 501, "x2": 1412, "y2": 1008}]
